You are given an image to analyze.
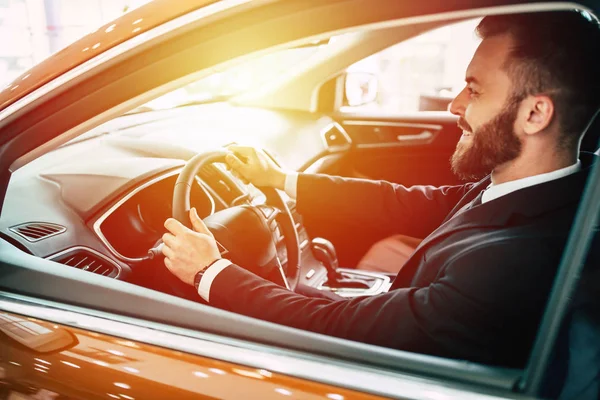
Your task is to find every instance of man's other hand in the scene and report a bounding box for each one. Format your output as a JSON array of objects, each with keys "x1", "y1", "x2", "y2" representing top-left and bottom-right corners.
[
  {"x1": 162, "y1": 208, "x2": 221, "y2": 286},
  {"x1": 225, "y1": 145, "x2": 286, "y2": 189}
]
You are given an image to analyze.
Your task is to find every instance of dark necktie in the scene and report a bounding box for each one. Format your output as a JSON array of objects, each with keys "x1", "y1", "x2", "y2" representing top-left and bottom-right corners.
[
  {"x1": 452, "y1": 189, "x2": 485, "y2": 219},
  {"x1": 471, "y1": 190, "x2": 484, "y2": 207}
]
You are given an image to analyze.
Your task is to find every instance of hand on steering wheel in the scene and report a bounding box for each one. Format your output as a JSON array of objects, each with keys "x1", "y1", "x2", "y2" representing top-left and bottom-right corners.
[
  {"x1": 225, "y1": 145, "x2": 287, "y2": 190},
  {"x1": 162, "y1": 207, "x2": 221, "y2": 286},
  {"x1": 163, "y1": 149, "x2": 301, "y2": 296}
]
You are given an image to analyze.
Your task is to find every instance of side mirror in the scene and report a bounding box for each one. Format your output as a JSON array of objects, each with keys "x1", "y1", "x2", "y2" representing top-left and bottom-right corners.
[{"x1": 343, "y1": 72, "x2": 378, "y2": 107}]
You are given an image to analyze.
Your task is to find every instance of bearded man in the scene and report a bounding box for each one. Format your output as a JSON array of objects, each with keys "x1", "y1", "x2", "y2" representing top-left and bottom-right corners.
[{"x1": 161, "y1": 11, "x2": 600, "y2": 367}]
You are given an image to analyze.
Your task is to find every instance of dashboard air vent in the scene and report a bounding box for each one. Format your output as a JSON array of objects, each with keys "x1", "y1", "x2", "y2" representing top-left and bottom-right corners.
[
  {"x1": 10, "y1": 222, "x2": 66, "y2": 242},
  {"x1": 50, "y1": 248, "x2": 119, "y2": 278}
]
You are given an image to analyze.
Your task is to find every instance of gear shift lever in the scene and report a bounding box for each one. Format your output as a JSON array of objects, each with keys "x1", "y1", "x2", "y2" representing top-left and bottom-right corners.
[{"x1": 311, "y1": 238, "x2": 342, "y2": 283}]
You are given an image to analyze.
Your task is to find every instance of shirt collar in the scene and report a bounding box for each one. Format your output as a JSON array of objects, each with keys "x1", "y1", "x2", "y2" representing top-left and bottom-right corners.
[{"x1": 482, "y1": 160, "x2": 582, "y2": 204}]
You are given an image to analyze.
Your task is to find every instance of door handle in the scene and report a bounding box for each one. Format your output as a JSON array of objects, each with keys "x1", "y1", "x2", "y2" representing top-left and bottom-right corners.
[{"x1": 396, "y1": 130, "x2": 433, "y2": 142}]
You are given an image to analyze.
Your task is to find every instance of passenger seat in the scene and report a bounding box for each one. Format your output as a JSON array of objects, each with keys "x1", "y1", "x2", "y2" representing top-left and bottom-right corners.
[{"x1": 356, "y1": 234, "x2": 422, "y2": 273}]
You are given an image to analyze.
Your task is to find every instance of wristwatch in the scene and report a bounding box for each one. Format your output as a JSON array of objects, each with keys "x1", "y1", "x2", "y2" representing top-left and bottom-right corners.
[{"x1": 193, "y1": 259, "x2": 221, "y2": 290}]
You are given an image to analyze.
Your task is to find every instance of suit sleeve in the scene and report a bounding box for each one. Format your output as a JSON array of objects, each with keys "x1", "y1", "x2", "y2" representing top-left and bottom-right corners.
[
  {"x1": 296, "y1": 173, "x2": 474, "y2": 239},
  {"x1": 208, "y1": 237, "x2": 560, "y2": 364}
]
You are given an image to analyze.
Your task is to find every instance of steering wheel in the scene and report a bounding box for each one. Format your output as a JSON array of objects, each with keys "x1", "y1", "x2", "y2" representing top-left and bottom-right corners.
[{"x1": 169, "y1": 149, "x2": 301, "y2": 295}]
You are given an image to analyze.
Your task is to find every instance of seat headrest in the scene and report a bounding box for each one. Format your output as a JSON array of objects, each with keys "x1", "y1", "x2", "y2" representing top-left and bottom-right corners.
[{"x1": 581, "y1": 108, "x2": 600, "y2": 153}]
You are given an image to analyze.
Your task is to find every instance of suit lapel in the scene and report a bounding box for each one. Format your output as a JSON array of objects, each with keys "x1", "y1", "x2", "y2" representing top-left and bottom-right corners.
[
  {"x1": 391, "y1": 183, "x2": 497, "y2": 289},
  {"x1": 402, "y1": 178, "x2": 494, "y2": 270},
  {"x1": 441, "y1": 176, "x2": 490, "y2": 224}
]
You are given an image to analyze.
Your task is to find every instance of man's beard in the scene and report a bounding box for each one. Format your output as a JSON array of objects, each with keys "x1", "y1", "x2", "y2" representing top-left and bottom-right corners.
[{"x1": 451, "y1": 98, "x2": 522, "y2": 181}]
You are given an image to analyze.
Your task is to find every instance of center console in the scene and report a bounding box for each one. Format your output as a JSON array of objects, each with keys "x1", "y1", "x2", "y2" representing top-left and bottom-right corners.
[
  {"x1": 310, "y1": 237, "x2": 391, "y2": 298},
  {"x1": 315, "y1": 268, "x2": 392, "y2": 297}
]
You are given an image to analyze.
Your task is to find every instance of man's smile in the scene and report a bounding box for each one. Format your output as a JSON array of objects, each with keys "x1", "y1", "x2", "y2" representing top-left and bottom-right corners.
[
  {"x1": 459, "y1": 130, "x2": 473, "y2": 141},
  {"x1": 457, "y1": 118, "x2": 473, "y2": 138}
]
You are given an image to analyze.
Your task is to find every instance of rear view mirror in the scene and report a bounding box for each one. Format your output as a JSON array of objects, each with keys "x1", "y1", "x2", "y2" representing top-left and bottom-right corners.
[{"x1": 343, "y1": 72, "x2": 378, "y2": 107}]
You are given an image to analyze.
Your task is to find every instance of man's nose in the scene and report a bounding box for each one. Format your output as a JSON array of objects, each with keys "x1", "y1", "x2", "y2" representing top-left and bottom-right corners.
[{"x1": 448, "y1": 87, "x2": 468, "y2": 116}]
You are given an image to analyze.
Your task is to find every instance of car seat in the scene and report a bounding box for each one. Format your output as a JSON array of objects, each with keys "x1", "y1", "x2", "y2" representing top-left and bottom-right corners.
[
  {"x1": 581, "y1": 108, "x2": 600, "y2": 153},
  {"x1": 541, "y1": 229, "x2": 599, "y2": 400}
]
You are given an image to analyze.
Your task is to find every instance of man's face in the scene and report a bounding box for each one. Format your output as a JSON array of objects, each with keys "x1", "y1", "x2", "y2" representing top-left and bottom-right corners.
[{"x1": 448, "y1": 33, "x2": 523, "y2": 180}]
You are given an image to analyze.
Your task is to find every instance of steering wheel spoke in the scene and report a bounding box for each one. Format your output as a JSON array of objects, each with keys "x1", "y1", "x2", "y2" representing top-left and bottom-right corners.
[{"x1": 256, "y1": 205, "x2": 281, "y2": 229}]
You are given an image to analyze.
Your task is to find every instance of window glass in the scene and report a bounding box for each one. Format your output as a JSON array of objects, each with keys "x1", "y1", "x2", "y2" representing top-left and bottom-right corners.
[
  {"x1": 137, "y1": 33, "x2": 356, "y2": 111},
  {"x1": 341, "y1": 19, "x2": 481, "y2": 114}
]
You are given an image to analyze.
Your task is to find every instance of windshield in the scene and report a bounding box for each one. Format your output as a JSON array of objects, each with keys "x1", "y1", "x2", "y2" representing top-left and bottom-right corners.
[
  {"x1": 60, "y1": 33, "x2": 355, "y2": 169},
  {"x1": 131, "y1": 35, "x2": 351, "y2": 112}
]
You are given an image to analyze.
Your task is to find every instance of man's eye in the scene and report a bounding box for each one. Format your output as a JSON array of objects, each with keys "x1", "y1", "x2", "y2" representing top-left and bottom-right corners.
[{"x1": 467, "y1": 87, "x2": 479, "y2": 96}]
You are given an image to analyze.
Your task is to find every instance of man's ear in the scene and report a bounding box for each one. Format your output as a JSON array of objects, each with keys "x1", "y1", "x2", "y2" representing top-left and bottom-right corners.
[{"x1": 522, "y1": 95, "x2": 555, "y2": 135}]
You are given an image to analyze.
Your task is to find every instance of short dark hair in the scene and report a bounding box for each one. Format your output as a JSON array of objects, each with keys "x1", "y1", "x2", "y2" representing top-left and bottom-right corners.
[{"x1": 476, "y1": 11, "x2": 600, "y2": 148}]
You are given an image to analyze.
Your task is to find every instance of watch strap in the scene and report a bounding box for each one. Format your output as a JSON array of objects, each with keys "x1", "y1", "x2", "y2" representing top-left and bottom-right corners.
[{"x1": 193, "y1": 259, "x2": 220, "y2": 290}]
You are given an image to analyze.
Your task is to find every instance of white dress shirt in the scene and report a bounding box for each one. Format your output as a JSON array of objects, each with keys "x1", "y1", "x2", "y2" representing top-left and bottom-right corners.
[
  {"x1": 197, "y1": 161, "x2": 581, "y2": 301},
  {"x1": 284, "y1": 172, "x2": 300, "y2": 198},
  {"x1": 482, "y1": 160, "x2": 581, "y2": 203}
]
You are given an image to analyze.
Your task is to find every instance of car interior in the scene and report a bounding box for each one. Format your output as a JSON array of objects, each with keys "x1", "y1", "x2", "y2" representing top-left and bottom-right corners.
[
  {"x1": 0, "y1": 2, "x2": 598, "y2": 399},
  {"x1": 1, "y1": 17, "x2": 483, "y2": 302}
]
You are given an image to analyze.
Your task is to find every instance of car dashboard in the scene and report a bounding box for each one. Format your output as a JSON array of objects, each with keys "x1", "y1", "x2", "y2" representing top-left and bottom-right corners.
[
  {"x1": 0, "y1": 134, "x2": 320, "y2": 289},
  {"x1": 93, "y1": 162, "x2": 311, "y2": 276},
  {"x1": 0, "y1": 106, "x2": 388, "y2": 296},
  {"x1": 94, "y1": 169, "x2": 217, "y2": 262}
]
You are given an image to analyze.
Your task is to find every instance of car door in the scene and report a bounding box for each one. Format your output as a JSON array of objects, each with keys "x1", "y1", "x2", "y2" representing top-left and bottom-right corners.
[
  {"x1": 336, "y1": 113, "x2": 463, "y2": 187},
  {"x1": 0, "y1": 306, "x2": 385, "y2": 400}
]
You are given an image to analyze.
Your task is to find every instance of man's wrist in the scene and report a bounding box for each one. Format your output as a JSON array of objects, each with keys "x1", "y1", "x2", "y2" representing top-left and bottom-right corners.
[
  {"x1": 193, "y1": 259, "x2": 221, "y2": 290},
  {"x1": 284, "y1": 172, "x2": 299, "y2": 199},
  {"x1": 196, "y1": 259, "x2": 233, "y2": 302},
  {"x1": 271, "y1": 170, "x2": 287, "y2": 190}
]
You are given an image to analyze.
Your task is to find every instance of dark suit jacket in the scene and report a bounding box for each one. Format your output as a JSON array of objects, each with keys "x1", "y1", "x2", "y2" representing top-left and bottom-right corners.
[{"x1": 207, "y1": 153, "x2": 598, "y2": 367}]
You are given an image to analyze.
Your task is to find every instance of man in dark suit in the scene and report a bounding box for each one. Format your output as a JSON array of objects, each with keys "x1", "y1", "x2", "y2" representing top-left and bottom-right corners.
[{"x1": 161, "y1": 12, "x2": 600, "y2": 367}]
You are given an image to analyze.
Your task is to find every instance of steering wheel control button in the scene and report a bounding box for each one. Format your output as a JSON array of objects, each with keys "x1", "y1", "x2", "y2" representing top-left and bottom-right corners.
[{"x1": 306, "y1": 269, "x2": 316, "y2": 280}]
